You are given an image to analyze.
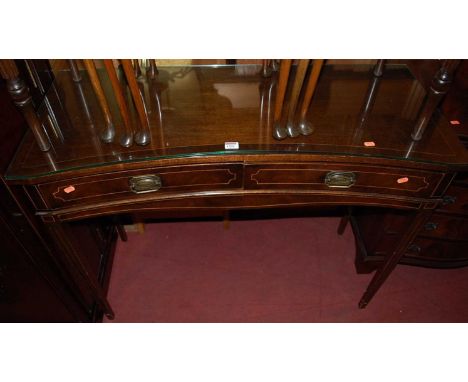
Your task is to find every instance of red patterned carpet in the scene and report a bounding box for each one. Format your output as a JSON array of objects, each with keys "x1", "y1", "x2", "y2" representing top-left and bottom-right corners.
[{"x1": 105, "y1": 217, "x2": 468, "y2": 322}]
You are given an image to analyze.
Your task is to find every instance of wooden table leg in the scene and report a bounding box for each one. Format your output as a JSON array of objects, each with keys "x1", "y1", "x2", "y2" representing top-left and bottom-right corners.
[
  {"x1": 121, "y1": 59, "x2": 151, "y2": 146},
  {"x1": 103, "y1": 59, "x2": 134, "y2": 147},
  {"x1": 272, "y1": 59, "x2": 292, "y2": 140},
  {"x1": 358, "y1": 208, "x2": 433, "y2": 308},
  {"x1": 285, "y1": 59, "x2": 309, "y2": 138},
  {"x1": 0, "y1": 59, "x2": 51, "y2": 151},
  {"x1": 83, "y1": 59, "x2": 116, "y2": 143},
  {"x1": 47, "y1": 222, "x2": 115, "y2": 319},
  {"x1": 297, "y1": 59, "x2": 324, "y2": 135}
]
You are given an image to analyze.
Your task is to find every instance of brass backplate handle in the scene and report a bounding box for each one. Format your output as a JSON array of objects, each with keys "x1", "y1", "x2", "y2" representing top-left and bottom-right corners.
[
  {"x1": 129, "y1": 175, "x2": 162, "y2": 194},
  {"x1": 325, "y1": 171, "x2": 356, "y2": 188}
]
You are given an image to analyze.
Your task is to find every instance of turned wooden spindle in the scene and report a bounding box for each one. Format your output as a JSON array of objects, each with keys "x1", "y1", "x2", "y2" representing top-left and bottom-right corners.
[
  {"x1": 121, "y1": 59, "x2": 151, "y2": 146},
  {"x1": 297, "y1": 59, "x2": 324, "y2": 135},
  {"x1": 0, "y1": 59, "x2": 50, "y2": 151},
  {"x1": 103, "y1": 59, "x2": 133, "y2": 147},
  {"x1": 285, "y1": 59, "x2": 310, "y2": 138},
  {"x1": 147, "y1": 59, "x2": 159, "y2": 79},
  {"x1": 83, "y1": 59, "x2": 115, "y2": 143},
  {"x1": 411, "y1": 59, "x2": 460, "y2": 141},
  {"x1": 272, "y1": 59, "x2": 292, "y2": 140},
  {"x1": 68, "y1": 59, "x2": 82, "y2": 82}
]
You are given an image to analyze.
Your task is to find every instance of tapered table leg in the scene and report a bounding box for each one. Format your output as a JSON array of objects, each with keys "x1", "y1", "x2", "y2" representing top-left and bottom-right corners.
[
  {"x1": 297, "y1": 59, "x2": 323, "y2": 135},
  {"x1": 121, "y1": 59, "x2": 151, "y2": 146},
  {"x1": 272, "y1": 59, "x2": 292, "y2": 140},
  {"x1": 358, "y1": 208, "x2": 433, "y2": 308},
  {"x1": 411, "y1": 59, "x2": 460, "y2": 141},
  {"x1": 83, "y1": 59, "x2": 115, "y2": 143},
  {"x1": 285, "y1": 59, "x2": 309, "y2": 137},
  {"x1": 103, "y1": 59, "x2": 133, "y2": 147},
  {"x1": 0, "y1": 59, "x2": 51, "y2": 151}
]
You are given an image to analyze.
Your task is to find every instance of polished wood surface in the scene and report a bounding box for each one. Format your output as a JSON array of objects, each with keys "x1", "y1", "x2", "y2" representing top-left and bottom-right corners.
[
  {"x1": 3, "y1": 60, "x2": 468, "y2": 312},
  {"x1": 7, "y1": 62, "x2": 468, "y2": 180}
]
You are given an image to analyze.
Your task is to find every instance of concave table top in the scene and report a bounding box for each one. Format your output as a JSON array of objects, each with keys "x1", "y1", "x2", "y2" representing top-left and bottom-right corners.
[{"x1": 6, "y1": 62, "x2": 468, "y2": 180}]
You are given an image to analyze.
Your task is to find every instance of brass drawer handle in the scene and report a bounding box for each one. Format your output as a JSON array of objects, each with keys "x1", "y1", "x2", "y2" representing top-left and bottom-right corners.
[
  {"x1": 129, "y1": 175, "x2": 162, "y2": 194},
  {"x1": 325, "y1": 171, "x2": 356, "y2": 188}
]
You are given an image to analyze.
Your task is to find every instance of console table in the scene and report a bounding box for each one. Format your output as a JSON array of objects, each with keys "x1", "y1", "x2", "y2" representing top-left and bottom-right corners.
[{"x1": 3, "y1": 60, "x2": 467, "y2": 320}]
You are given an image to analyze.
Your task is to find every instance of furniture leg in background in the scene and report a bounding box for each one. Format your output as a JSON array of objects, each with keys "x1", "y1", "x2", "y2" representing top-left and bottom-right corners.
[
  {"x1": 83, "y1": 59, "x2": 116, "y2": 143},
  {"x1": 358, "y1": 208, "x2": 433, "y2": 308},
  {"x1": 47, "y1": 222, "x2": 115, "y2": 319}
]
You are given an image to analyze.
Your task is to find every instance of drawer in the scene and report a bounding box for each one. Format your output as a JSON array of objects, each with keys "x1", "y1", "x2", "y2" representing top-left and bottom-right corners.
[
  {"x1": 245, "y1": 163, "x2": 444, "y2": 199},
  {"x1": 436, "y1": 184, "x2": 468, "y2": 215},
  {"x1": 418, "y1": 213, "x2": 468, "y2": 241},
  {"x1": 35, "y1": 163, "x2": 243, "y2": 209},
  {"x1": 405, "y1": 237, "x2": 468, "y2": 262}
]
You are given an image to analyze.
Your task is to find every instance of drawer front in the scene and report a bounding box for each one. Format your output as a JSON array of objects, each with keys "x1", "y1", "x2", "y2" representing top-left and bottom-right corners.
[
  {"x1": 245, "y1": 163, "x2": 444, "y2": 199},
  {"x1": 436, "y1": 184, "x2": 468, "y2": 215},
  {"x1": 418, "y1": 213, "x2": 468, "y2": 241},
  {"x1": 406, "y1": 237, "x2": 468, "y2": 262},
  {"x1": 37, "y1": 163, "x2": 243, "y2": 209}
]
